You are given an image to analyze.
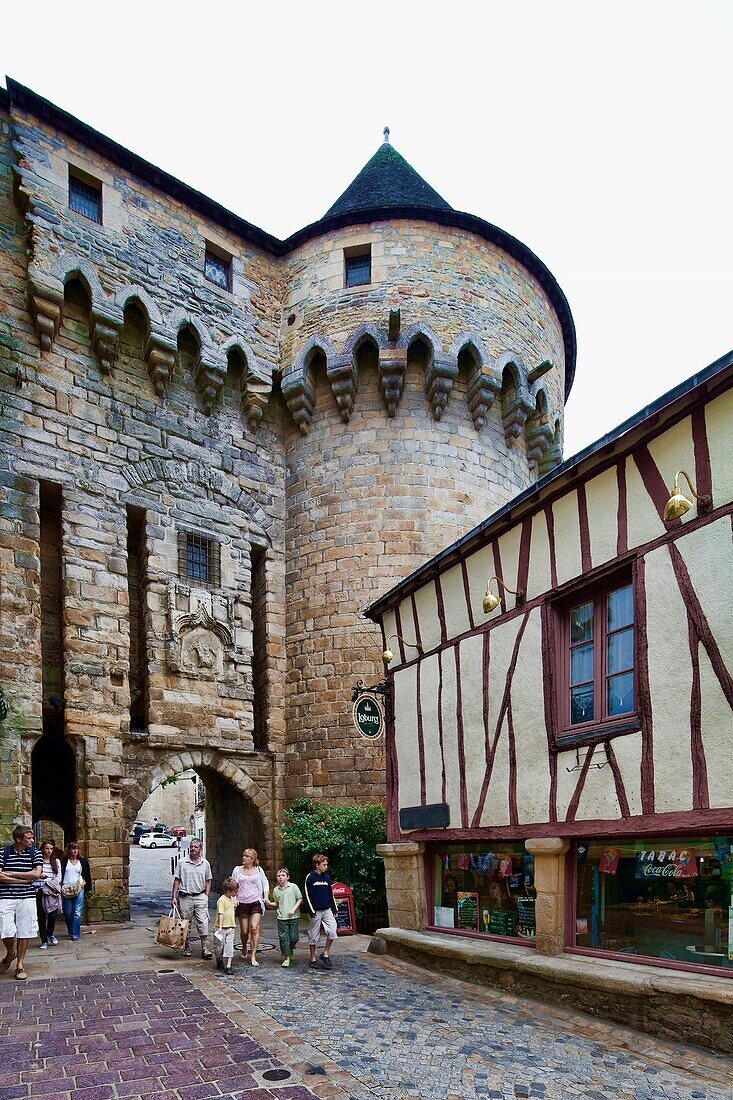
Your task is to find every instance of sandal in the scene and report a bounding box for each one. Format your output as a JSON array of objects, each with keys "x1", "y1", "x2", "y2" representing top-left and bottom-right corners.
[
  {"x1": 0, "y1": 954, "x2": 16, "y2": 975},
  {"x1": 15, "y1": 968, "x2": 27, "y2": 981}
]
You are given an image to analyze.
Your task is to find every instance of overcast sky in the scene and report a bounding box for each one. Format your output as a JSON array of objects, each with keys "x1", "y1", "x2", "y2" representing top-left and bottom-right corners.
[{"x1": 2, "y1": 1, "x2": 730, "y2": 458}]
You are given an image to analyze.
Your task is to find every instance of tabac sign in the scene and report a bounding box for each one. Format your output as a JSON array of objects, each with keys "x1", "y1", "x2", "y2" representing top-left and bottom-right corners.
[{"x1": 351, "y1": 685, "x2": 385, "y2": 739}]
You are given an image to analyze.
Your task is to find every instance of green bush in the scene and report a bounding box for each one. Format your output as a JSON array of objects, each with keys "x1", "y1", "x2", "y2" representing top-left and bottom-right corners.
[{"x1": 280, "y1": 798, "x2": 387, "y2": 914}]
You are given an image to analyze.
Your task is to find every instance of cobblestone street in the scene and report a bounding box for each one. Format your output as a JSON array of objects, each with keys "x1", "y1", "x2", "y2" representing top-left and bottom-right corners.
[{"x1": 0, "y1": 906, "x2": 730, "y2": 1100}]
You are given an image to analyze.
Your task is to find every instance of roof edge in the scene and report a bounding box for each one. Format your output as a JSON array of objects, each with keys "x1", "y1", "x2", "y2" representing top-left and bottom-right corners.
[
  {"x1": 364, "y1": 347, "x2": 733, "y2": 622},
  {"x1": 6, "y1": 78, "x2": 282, "y2": 256}
]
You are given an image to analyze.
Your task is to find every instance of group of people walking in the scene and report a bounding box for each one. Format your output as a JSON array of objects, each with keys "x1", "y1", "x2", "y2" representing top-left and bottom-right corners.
[
  {"x1": 0, "y1": 825, "x2": 93, "y2": 981},
  {"x1": 172, "y1": 843, "x2": 338, "y2": 973}
]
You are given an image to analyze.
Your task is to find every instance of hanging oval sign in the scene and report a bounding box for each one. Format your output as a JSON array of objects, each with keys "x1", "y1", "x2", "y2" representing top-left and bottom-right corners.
[{"x1": 352, "y1": 693, "x2": 384, "y2": 739}]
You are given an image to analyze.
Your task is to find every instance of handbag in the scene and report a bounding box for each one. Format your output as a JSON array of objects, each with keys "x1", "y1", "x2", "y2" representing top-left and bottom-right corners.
[
  {"x1": 61, "y1": 879, "x2": 83, "y2": 899},
  {"x1": 156, "y1": 906, "x2": 190, "y2": 950}
]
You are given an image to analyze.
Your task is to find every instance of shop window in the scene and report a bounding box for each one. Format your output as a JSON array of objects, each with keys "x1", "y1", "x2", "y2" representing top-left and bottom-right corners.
[
  {"x1": 178, "y1": 530, "x2": 221, "y2": 588},
  {"x1": 204, "y1": 245, "x2": 231, "y2": 291},
  {"x1": 431, "y1": 843, "x2": 535, "y2": 942},
  {"x1": 573, "y1": 836, "x2": 732, "y2": 973},
  {"x1": 554, "y1": 571, "x2": 637, "y2": 744},
  {"x1": 344, "y1": 246, "x2": 371, "y2": 288},
  {"x1": 69, "y1": 169, "x2": 102, "y2": 224}
]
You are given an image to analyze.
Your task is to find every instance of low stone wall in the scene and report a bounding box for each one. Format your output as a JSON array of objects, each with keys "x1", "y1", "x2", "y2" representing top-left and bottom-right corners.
[{"x1": 371, "y1": 927, "x2": 733, "y2": 1057}]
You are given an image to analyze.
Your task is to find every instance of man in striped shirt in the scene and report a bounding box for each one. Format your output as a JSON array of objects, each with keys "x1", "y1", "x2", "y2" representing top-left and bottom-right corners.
[{"x1": 0, "y1": 825, "x2": 44, "y2": 981}]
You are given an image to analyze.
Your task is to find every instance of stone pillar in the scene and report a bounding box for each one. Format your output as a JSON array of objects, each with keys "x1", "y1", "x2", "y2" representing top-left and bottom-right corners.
[
  {"x1": 377, "y1": 841, "x2": 427, "y2": 931},
  {"x1": 525, "y1": 837, "x2": 570, "y2": 956}
]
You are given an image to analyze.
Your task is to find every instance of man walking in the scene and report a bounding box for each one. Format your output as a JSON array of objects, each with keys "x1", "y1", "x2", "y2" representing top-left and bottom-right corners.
[
  {"x1": 0, "y1": 825, "x2": 44, "y2": 981},
  {"x1": 171, "y1": 838, "x2": 213, "y2": 959}
]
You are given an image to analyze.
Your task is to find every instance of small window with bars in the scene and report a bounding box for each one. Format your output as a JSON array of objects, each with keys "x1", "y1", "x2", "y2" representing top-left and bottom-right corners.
[
  {"x1": 178, "y1": 531, "x2": 221, "y2": 588},
  {"x1": 204, "y1": 247, "x2": 231, "y2": 291},
  {"x1": 69, "y1": 170, "x2": 102, "y2": 224},
  {"x1": 344, "y1": 248, "x2": 371, "y2": 288}
]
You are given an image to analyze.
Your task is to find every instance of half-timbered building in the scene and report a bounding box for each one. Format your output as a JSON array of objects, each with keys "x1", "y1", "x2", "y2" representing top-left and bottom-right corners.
[{"x1": 366, "y1": 349, "x2": 733, "y2": 1050}]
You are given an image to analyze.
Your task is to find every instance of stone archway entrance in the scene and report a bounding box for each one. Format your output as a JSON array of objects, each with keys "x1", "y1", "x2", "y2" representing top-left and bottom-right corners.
[{"x1": 124, "y1": 749, "x2": 272, "y2": 918}]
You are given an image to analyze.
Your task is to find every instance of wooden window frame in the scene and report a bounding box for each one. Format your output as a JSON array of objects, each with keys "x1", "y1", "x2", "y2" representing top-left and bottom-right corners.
[
  {"x1": 177, "y1": 530, "x2": 221, "y2": 589},
  {"x1": 344, "y1": 245, "x2": 371, "y2": 288},
  {"x1": 68, "y1": 167, "x2": 102, "y2": 224},
  {"x1": 547, "y1": 563, "x2": 640, "y2": 750}
]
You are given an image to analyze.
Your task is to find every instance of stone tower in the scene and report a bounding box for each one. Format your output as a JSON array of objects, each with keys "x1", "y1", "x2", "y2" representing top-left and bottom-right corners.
[
  {"x1": 279, "y1": 134, "x2": 575, "y2": 805},
  {"x1": 0, "y1": 81, "x2": 575, "y2": 918}
]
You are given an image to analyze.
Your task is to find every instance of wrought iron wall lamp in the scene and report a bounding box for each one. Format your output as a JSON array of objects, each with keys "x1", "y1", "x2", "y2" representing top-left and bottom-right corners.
[
  {"x1": 482, "y1": 576, "x2": 524, "y2": 615},
  {"x1": 663, "y1": 470, "x2": 712, "y2": 521}
]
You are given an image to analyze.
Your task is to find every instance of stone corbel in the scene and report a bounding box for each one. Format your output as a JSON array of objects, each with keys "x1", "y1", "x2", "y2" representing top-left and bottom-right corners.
[
  {"x1": 30, "y1": 288, "x2": 63, "y2": 353},
  {"x1": 327, "y1": 353, "x2": 356, "y2": 423},
  {"x1": 526, "y1": 420, "x2": 554, "y2": 467},
  {"x1": 196, "y1": 358, "x2": 226, "y2": 416},
  {"x1": 378, "y1": 349, "x2": 407, "y2": 417},
  {"x1": 466, "y1": 369, "x2": 500, "y2": 430},
  {"x1": 539, "y1": 440, "x2": 563, "y2": 477},
  {"x1": 281, "y1": 373, "x2": 315, "y2": 435},
  {"x1": 502, "y1": 393, "x2": 533, "y2": 447},
  {"x1": 425, "y1": 356, "x2": 458, "y2": 421},
  {"x1": 143, "y1": 331, "x2": 176, "y2": 397},
  {"x1": 243, "y1": 375, "x2": 271, "y2": 432},
  {"x1": 91, "y1": 310, "x2": 121, "y2": 376}
]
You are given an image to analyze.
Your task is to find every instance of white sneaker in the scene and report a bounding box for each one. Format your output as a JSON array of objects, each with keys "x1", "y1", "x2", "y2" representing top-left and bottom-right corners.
[{"x1": 39, "y1": 942, "x2": 48, "y2": 949}]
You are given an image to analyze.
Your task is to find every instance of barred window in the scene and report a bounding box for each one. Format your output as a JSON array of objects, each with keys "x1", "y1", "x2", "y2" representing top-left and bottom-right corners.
[
  {"x1": 204, "y1": 248, "x2": 231, "y2": 291},
  {"x1": 344, "y1": 248, "x2": 371, "y2": 288},
  {"x1": 69, "y1": 171, "x2": 102, "y2": 224},
  {"x1": 178, "y1": 531, "x2": 221, "y2": 588}
]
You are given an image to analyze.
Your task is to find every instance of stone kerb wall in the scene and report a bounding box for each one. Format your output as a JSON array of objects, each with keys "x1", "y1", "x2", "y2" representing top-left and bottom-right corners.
[{"x1": 280, "y1": 220, "x2": 566, "y2": 805}]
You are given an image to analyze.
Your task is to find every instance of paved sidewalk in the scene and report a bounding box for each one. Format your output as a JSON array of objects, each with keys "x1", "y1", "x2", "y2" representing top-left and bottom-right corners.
[{"x1": 1, "y1": 913, "x2": 731, "y2": 1099}]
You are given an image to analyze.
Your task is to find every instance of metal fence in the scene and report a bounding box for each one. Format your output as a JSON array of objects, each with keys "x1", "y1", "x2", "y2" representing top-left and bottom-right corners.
[{"x1": 282, "y1": 846, "x2": 388, "y2": 936}]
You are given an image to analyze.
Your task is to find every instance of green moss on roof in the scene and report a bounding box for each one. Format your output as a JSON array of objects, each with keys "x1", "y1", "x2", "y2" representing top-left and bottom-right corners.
[{"x1": 323, "y1": 142, "x2": 452, "y2": 219}]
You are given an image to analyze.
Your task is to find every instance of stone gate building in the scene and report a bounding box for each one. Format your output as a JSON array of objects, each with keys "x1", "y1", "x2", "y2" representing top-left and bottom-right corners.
[{"x1": 0, "y1": 79, "x2": 575, "y2": 919}]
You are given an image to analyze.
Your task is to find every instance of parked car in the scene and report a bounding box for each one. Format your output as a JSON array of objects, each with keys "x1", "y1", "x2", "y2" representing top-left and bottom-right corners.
[
  {"x1": 128, "y1": 821, "x2": 150, "y2": 844},
  {"x1": 139, "y1": 831, "x2": 178, "y2": 849}
]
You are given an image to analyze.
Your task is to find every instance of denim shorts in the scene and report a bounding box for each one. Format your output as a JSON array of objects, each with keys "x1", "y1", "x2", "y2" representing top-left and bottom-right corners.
[{"x1": 235, "y1": 901, "x2": 261, "y2": 918}]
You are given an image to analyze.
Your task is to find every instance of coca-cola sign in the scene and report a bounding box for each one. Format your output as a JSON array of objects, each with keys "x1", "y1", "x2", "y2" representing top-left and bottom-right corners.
[{"x1": 635, "y1": 849, "x2": 697, "y2": 879}]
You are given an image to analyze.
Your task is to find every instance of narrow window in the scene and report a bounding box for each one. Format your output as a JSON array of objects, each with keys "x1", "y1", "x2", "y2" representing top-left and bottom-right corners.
[
  {"x1": 127, "y1": 506, "x2": 149, "y2": 734},
  {"x1": 204, "y1": 245, "x2": 231, "y2": 291},
  {"x1": 178, "y1": 530, "x2": 221, "y2": 588},
  {"x1": 562, "y1": 577, "x2": 636, "y2": 735},
  {"x1": 69, "y1": 169, "x2": 102, "y2": 224},
  {"x1": 344, "y1": 246, "x2": 371, "y2": 288},
  {"x1": 251, "y1": 543, "x2": 268, "y2": 752}
]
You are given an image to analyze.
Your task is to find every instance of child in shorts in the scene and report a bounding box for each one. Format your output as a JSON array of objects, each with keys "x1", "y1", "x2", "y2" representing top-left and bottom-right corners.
[
  {"x1": 268, "y1": 867, "x2": 302, "y2": 967},
  {"x1": 214, "y1": 877, "x2": 238, "y2": 973}
]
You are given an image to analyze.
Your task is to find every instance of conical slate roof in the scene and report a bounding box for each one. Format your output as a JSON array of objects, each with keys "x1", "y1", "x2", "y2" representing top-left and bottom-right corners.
[{"x1": 323, "y1": 139, "x2": 452, "y2": 219}]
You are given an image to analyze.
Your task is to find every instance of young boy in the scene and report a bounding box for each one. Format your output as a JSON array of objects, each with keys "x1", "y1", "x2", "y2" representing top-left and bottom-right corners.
[
  {"x1": 214, "y1": 877, "x2": 238, "y2": 973},
  {"x1": 268, "y1": 867, "x2": 302, "y2": 967},
  {"x1": 302, "y1": 853, "x2": 337, "y2": 970}
]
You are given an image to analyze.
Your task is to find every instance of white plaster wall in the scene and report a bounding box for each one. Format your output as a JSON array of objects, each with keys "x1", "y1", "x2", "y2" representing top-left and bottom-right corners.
[
  {"x1": 706, "y1": 387, "x2": 733, "y2": 507},
  {"x1": 678, "y1": 517, "x2": 733, "y2": 673},
  {"x1": 611, "y1": 734, "x2": 644, "y2": 818},
  {"x1": 573, "y1": 752, "x2": 624, "y2": 822},
  {"x1": 626, "y1": 454, "x2": 666, "y2": 550},
  {"x1": 440, "y1": 648, "x2": 463, "y2": 822},
  {"x1": 441, "y1": 562, "x2": 471, "y2": 642},
  {"x1": 512, "y1": 609, "x2": 552, "y2": 823},
  {"x1": 418, "y1": 653, "x2": 444, "y2": 805},
  {"x1": 699, "y1": 649, "x2": 733, "y2": 808},
  {"x1": 645, "y1": 545, "x2": 694, "y2": 812},
  {"x1": 412, "y1": 580, "x2": 442, "y2": 653},
  {"x1": 495, "y1": 523, "x2": 523, "y2": 607},
  {"x1": 465, "y1": 543, "x2": 496, "y2": 627},
  {"x1": 393, "y1": 664, "x2": 421, "y2": 810},
  {"x1": 458, "y1": 633, "x2": 488, "y2": 818},
  {"x1": 478, "y1": 617, "x2": 523, "y2": 826},
  {"x1": 551, "y1": 491, "x2": 582, "y2": 587},
  {"x1": 525, "y1": 510, "x2": 552, "y2": 602},
  {"x1": 585, "y1": 466, "x2": 620, "y2": 569}
]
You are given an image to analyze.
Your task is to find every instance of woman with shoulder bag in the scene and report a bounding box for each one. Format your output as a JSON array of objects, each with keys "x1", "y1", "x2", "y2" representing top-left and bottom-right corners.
[
  {"x1": 60, "y1": 841, "x2": 93, "y2": 941},
  {"x1": 36, "y1": 839, "x2": 62, "y2": 949}
]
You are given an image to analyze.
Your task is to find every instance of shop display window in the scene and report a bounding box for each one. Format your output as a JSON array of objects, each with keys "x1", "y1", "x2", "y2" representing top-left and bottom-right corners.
[
  {"x1": 574, "y1": 836, "x2": 732, "y2": 971},
  {"x1": 431, "y1": 843, "x2": 535, "y2": 941}
]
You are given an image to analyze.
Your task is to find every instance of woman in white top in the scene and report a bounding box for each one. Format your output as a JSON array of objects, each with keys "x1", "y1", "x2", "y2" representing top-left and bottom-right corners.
[
  {"x1": 59, "y1": 841, "x2": 93, "y2": 941},
  {"x1": 35, "y1": 840, "x2": 61, "y2": 949},
  {"x1": 231, "y1": 848, "x2": 269, "y2": 967}
]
